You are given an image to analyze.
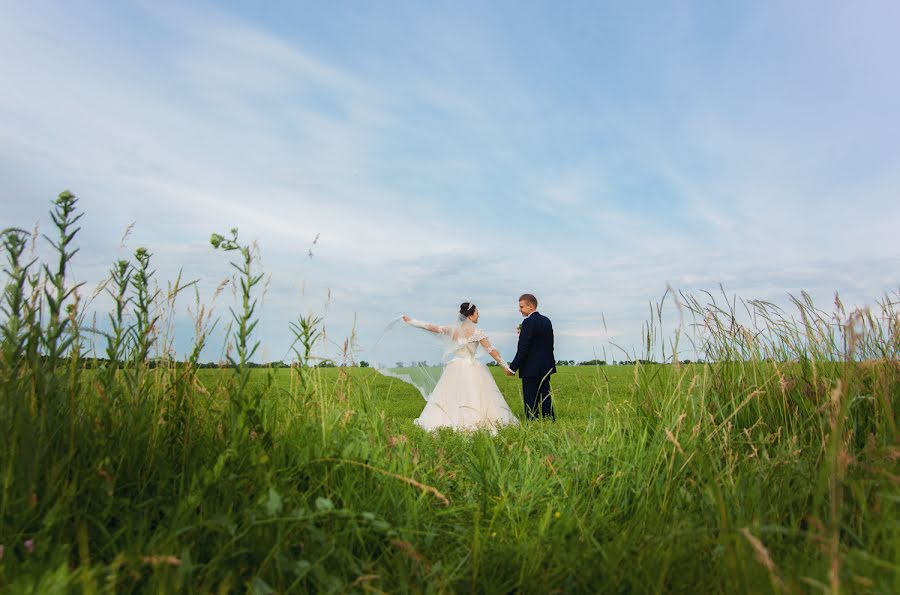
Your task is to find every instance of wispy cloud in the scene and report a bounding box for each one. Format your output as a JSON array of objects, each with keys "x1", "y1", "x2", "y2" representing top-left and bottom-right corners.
[{"x1": 1, "y1": 1, "x2": 898, "y2": 364}]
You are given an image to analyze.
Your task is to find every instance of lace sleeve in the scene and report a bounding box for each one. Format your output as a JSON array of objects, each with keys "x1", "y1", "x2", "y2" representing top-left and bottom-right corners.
[
  {"x1": 469, "y1": 328, "x2": 488, "y2": 343},
  {"x1": 471, "y1": 329, "x2": 495, "y2": 353},
  {"x1": 406, "y1": 319, "x2": 451, "y2": 335},
  {"x1": 475, "y1": 333, "x2": 511, "y2": 371}
]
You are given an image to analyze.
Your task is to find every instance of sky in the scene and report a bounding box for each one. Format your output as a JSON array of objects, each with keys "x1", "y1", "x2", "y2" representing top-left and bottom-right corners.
[{"x1": 1, "y1": 0, "x2": 898, "y2": 365}]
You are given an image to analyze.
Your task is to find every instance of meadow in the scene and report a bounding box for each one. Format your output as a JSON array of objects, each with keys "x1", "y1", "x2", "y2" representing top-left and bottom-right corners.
[{"x1": 1, "y1": 193, "x2": 898, "y2": 593}]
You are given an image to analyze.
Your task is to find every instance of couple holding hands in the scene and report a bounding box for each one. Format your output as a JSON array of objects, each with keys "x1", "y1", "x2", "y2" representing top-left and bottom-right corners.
[{"x1": 400, "y1": 293, "x2": 556, "y2": 431}]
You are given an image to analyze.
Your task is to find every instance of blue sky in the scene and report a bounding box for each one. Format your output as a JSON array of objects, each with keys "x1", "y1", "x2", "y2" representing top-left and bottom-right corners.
[{"x1": 1, "y1": 1, "x2": 898, "y2": 364}]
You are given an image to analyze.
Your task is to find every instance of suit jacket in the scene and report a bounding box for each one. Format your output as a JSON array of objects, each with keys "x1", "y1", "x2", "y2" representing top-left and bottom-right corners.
[{"x1": 509, "y1": 311, "x2": 556, "y2": 379}]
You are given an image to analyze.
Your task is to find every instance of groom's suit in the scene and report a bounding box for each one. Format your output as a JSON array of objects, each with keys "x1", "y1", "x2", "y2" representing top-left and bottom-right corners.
[{"x1": 509, "y1": 311, "x2": 556, "y2": 420}]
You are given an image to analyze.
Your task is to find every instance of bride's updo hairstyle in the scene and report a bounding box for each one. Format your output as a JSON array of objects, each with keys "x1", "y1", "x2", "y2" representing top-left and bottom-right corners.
[{"x1": 459, "y1": 302, "x2": 477, "y2": 318}]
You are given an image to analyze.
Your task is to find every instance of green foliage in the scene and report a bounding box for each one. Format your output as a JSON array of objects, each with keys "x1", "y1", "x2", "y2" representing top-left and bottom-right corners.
[
  {"x1": 41, "y1": 190, "x2": 84, "y2": 364},
  {"x1": 128, "y1": 247, "x2": 159, "y2": 366},
  {"x1": 0, "y1": 228, "x2": 36, "y2": 373},
  {"x1": 0, "y1": 194, "x2": 897, "y2": 593},
  {"x1": 210, "y1": 227, "x2": 271, "y2": 450}
]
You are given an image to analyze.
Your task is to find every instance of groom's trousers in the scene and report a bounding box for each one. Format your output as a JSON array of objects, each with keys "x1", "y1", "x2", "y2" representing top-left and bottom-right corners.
[{"x1": 522, "y1": 376, "x2": 555, "y2": 421}]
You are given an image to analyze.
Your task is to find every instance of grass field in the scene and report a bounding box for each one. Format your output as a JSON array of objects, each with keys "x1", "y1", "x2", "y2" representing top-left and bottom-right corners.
[
  {"x1": 6, "y1": 359, "x2": 892, "y2": 593},
  {"x1": 1, "y1": 195, "x2": 898, "y2": 593}
]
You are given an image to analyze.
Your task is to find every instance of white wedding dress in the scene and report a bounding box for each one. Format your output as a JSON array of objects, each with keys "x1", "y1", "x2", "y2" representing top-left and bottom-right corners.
[{"x1": 412, "y1": 325, "x2": 519, "y2": 432}]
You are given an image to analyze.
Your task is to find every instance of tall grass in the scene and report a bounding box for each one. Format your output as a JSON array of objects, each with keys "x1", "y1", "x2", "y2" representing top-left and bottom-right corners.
[{"x1": 0, "y1": 193, "x2": 897, "y2": 593}]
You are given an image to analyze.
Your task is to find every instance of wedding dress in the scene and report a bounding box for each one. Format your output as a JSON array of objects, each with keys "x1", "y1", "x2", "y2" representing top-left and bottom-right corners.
[
  {"x1": 414, "y1": 321, "x2": 519, "y2": 431},
  {"x1": 376, "y1": 317, "x2": 519, "y2": 432}
]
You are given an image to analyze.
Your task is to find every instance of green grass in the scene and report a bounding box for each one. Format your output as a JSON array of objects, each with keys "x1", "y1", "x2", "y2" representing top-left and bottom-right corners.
[{"x1": 1, "y1": 193, "x2": 898, "y2": 593}]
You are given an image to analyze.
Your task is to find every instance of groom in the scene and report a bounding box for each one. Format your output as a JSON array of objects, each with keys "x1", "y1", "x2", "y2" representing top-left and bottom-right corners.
[{"x1": 505, "y1": 293, "x2": 556, "y2": 421}]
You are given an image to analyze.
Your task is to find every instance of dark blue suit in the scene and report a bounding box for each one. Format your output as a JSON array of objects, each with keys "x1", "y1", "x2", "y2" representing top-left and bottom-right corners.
[{"x1": 509, "y1": 311, "x2": 556, "y2": 420}]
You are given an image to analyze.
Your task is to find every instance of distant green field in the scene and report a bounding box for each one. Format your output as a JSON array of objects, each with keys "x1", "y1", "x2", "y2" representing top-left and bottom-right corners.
[
  {"x1": 148, "y1": 364, "x2": 638, "y2": 414},
  {"x1": 198, "y1": 364, "x2": 642, "y2": 430}
]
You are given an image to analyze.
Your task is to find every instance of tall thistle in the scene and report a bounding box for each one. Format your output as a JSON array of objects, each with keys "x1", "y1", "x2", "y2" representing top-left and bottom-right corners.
[
  {"x1": 210, "y1": 228, "x2": 267, "y2": 443},
  {"x1": 129, "y1": 247, "x2": 160, "y2": 365},
  {"x1": 210, "y1": 229, "x2": 263, "y2": 373},
  {"x1": 0, "y1": 228, "x2": 35, "y2": 372},
  {"x1": 289, "y1": 313, "x2": 323, "y2": 392},
  {"x1": 41, "y1": 191, "x2": 84, "y2": 363},
  {"x1": 102, "y1": 259, "x2": 131, "y2": 390}
]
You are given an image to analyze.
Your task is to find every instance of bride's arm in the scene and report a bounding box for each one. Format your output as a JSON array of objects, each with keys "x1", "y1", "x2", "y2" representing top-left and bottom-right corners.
[
  {"x1": 402, "y1": 315, "x2": 450, "y2": 335},
  {"x1": 479, "y1": 338, "x2": 512, "y2": 373}
]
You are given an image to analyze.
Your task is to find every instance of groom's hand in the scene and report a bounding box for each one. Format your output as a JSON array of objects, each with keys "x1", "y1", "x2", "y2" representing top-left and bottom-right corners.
[{"x1": 504, "y1": 369, "x2": 514, "y2": 376}]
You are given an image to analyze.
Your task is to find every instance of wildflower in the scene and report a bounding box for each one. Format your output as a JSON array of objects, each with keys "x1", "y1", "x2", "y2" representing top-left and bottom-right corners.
[
  {"x1": 24, "y1": 539, "x2": 34, "y2": 554},
  {"x1": 554, "y1": 511, "x2": 561, "y2": 519}
]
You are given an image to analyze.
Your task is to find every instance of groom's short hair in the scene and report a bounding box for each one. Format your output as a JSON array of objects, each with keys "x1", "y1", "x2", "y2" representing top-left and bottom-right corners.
[{"x1": 519, "y1": 293, "x2": 538, "y2": 308}]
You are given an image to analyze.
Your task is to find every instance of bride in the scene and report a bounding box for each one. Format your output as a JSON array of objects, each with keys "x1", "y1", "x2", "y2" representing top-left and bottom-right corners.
[{"x1": 400, "y1": 302, "x2": 519, "y2": 432}]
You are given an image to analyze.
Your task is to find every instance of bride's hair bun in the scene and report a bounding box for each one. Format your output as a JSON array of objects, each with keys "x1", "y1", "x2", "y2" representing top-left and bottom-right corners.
[{"x1": 459, "y1": 302, "x2": 477, "y2": 317}]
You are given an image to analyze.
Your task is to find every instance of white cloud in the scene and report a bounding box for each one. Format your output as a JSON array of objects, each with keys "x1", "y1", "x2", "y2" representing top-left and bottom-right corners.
[{"x1": 1, "y1": 1, "x2": 898, "y2": 365}]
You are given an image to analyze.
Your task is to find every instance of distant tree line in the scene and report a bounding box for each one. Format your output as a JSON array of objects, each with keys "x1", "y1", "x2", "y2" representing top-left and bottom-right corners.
[
  {"x1": 491, "y1": 359, "x2": 707, "y2": 368},
  {"x1": 555, "y1": 359, "x2": 704, "y2": 366},
  {"x1": 76, "y1": 357, "x2": 381, "y2": 369},
  {"x1": 77, "y1": 357, "x2": 704, "y2": 370}
]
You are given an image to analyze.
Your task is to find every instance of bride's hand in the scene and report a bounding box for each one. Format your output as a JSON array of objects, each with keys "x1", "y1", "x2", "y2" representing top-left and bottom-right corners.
[{"x1": 402, "y1": 315, "x2": 411, "y2": 323}]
